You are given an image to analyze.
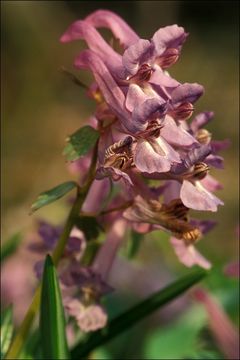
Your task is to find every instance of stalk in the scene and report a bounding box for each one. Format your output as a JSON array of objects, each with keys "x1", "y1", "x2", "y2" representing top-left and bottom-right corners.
[{"x1": 5, "y1": 144, "x2": 98, "y2": 359}]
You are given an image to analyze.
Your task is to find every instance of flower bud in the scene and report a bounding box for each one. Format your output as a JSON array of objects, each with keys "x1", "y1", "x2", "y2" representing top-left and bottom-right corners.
[
  {"x1": 196, "y1": 128, "x2": 212, "y2": 144},
  {"x1": 170, "y1": 102, "x2": 194, "y2": 121},
  {"x1": 128, "y1": 63, "x2": 153, "y2": 83}
]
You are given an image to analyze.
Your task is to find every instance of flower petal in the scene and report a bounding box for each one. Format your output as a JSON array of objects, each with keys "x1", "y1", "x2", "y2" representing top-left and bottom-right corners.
[
  {"x1": 211, "y1": 139, "x2": 231, "y2": 153},
  {"x1": 60, "y1": 20, "x2": 124, "y2": 78},
  {"x1": 131, "y1": 97, "x2": 167, "y2": 133},
  {"x1": 74, "y1": 50, "x2": 130, "y2": 127},
  {"x1": 82, "y1": 178, "x2": 110, "y2": 213},
  {"x1": 170, "y1": 237, "x2": 211, "y2": 269},
  {"x1": 190, "y1": 111, "x2": 214, "y2": 132},
  {"x1": 134, "y1": 137, "x2": 180, "y2": 173},
  {"x1": 85, "y1": 9, "x2": 139, "y2": 48},
  {"x1": 200, "y1": 174, "x2": 223, "y2": 192},
  {"x1": 96, "y1": 166, "x2": 133, "y2": 188},
  {"x1": 171, "y1": 144, "x2": 211, "y2": 175},
  {"x1": 180, "y1": 180, "x2": 224, "y2": 211},
  {"x1": 149, "y1": 68, "x2": 180, "y2": 88},
  {"x1": 125, "y1": 84, "x2": 150, "y2": 112},
  {"x1": 152, "y1": 25, "x2": 188, "y2": 56},
  {"x1": 77, "y1": 304, "x2": 108, "y2": 332},
  {"x1": 171, "y1": 83, "x2": 204, "y2": 105},
  {"x1": 122, "y1": 39, "x2": 153, "y2": 75},
  {"x1": 205, "y1": 154, "x2": 224, "y2": 169},
  {"x1": 161, "y1": 115, "x2": 198, "y2": 147}
]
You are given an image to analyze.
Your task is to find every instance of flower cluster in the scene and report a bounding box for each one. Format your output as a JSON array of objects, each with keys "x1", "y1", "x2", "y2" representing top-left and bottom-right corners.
[{"x1": 32, "y1": 10, "x2": 227, "y2": 333}]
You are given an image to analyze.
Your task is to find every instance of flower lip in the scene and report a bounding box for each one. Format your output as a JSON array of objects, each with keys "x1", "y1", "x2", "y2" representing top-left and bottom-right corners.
[{"x1": 127, "y1": 63, "x2": 154, "y2": 83}]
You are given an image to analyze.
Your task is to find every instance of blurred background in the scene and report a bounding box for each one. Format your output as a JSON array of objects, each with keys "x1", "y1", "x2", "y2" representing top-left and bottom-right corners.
[{"x1": 1, "y1": 1, "x2": 239, "y2": 359}]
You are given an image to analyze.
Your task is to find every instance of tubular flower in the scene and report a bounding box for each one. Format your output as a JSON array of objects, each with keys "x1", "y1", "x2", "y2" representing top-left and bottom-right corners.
[{"x1": 58, "y1": 11, "x2": 226, "y2": 332}]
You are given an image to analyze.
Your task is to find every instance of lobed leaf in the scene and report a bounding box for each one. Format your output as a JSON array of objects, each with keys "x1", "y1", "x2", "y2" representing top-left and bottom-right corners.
[
  {"x1": 40, "y1": 255, "x2": 69, "y2": 360},
  {"x1": 63, "y1": 125, "x2": 99, "y2": 161},
  {"x1": 30, "y1": 181, "x2": 77, "y2": 213},
  {"x1": 71, "y1": 268, "x2": 208, "y2": 358}
]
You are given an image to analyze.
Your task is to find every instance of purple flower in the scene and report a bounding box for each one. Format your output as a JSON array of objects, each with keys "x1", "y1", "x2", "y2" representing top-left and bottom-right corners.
[
  {"x1": 61, "y1": 10, "x2": 225, "y2": 271},
  {"x1": 30, "y1": 223, "x2": 86, "y2": 278}
]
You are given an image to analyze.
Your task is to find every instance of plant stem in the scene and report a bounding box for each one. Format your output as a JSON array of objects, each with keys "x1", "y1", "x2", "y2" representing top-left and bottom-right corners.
[{"x1": 5, "y1": 144, "x2": 98, "y2": 360}]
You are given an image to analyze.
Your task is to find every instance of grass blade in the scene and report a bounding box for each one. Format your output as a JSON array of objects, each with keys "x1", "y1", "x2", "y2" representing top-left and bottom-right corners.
[
  {"x1": 71, "y1": 268, "x2": 208, "y2": 359},
  {"x1": 1, "y1": 233, "x2": 21, "y2": 263},
  {"x1": 40, "y1": 255, "x2": 69, "y2": 360},
  {"x1": 1, "y1": 306, "x2": 13, "y2": 359}
]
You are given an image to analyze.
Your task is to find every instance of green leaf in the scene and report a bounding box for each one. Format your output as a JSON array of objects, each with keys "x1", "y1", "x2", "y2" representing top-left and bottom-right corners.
[
  {"x1": 63, "y1": 125, "x2": 99, "y2": 161},
  {"x1": 71, "y1": 268, "x2": 208, "y2": 359},
  {"x1": 40, "y1": 255, "x2": 70, "y2": 360},
  {"x1": 144, "y1": 305, "x2": 207, "y2": 359},
  {"x1": 74, "y1": 216, "x2": 103, "y2": 241},
  {"x1": 1, "y1": 306, "x2": 14, "y2": 359},
  {"x1": 1, "y1": 233, "x2": 21, "y2": 263},
  {"x1": 127, "y1": 230, "x2": 143, "y2": 258},
  {"x1": 30, "y1": 181, "x2": 77, "y2": 213}
]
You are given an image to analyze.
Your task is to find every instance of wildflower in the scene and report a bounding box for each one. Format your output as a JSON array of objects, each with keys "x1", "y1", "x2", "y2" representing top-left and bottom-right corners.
[
  {"x1": 29, "y1": 221, "x2": 86, "y2": 278},
  {"x1": 62, "y1": 218, "x2": 127, "y2": 332},
  {"x1": 61, "y1": 9, "x2": 225, "y2": 270}
]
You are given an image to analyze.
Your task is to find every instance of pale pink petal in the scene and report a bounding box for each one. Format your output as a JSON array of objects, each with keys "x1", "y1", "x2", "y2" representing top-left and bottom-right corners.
[
  {"x1": 150, "y1": 69, "x2": 180, "y2": 88},
  {"x1": 180, "y1": 180, "x2": 224, "y2": 211},
  {"x1": 77, "y1": 305, "x2": 108, "y2": 332},
  {"x1": 122, "y1": 39, "x2": 153, "y2": 75},
  {"x1": 82, "y1": 178, "x2": 110, "y2": 213},
  {"x1": 201, "y1": 174, "x2": 223, "y2": 192},
  {"x1": 125, "y1": 83, "x2": 150, "y2": 112},
  {"x1": 92, "y1": 218, "x2": 127, "y2": 280},
  {"x1": 161, "y1": 115, "x2": 197, "y2": 147},
  {"x1": 134, "y1": 137, "x2": 180, "y2": 174},
  {"x1": 60, "y1": 20, "x2": 122, "y2": 75},
  {"x1": 152, "y1": 25, "x2": 187, "y2": 56},
  {"x1": 170, "y1": 237, "x2": 211, "y2": 269},
  {"x1": 85, "y1": 9, "x2": 139, "y2": 48}
]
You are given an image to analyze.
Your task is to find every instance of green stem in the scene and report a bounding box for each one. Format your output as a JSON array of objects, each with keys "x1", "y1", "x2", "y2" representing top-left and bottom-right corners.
[{"x1": 5, "y1": 144, "x2": 98, "y2": 360}]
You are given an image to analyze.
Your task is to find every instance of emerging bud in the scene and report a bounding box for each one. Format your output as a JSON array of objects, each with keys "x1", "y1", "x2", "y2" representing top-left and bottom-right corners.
[
  {"x1": 157, "y1": 48, "x2": 180, "y2": 69},
  {"x1": 192, "y1": 162, "x2": 210, "y2": 180},
  {"x1": 170, "y1": 102, "x2": 194, "y2": 121},
  {"x1": 196, "y1": 128, "x2": 212, "y2": 144},
  {"x1": 183, "y1": 162, "x2": 210, "y2": 181}
]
